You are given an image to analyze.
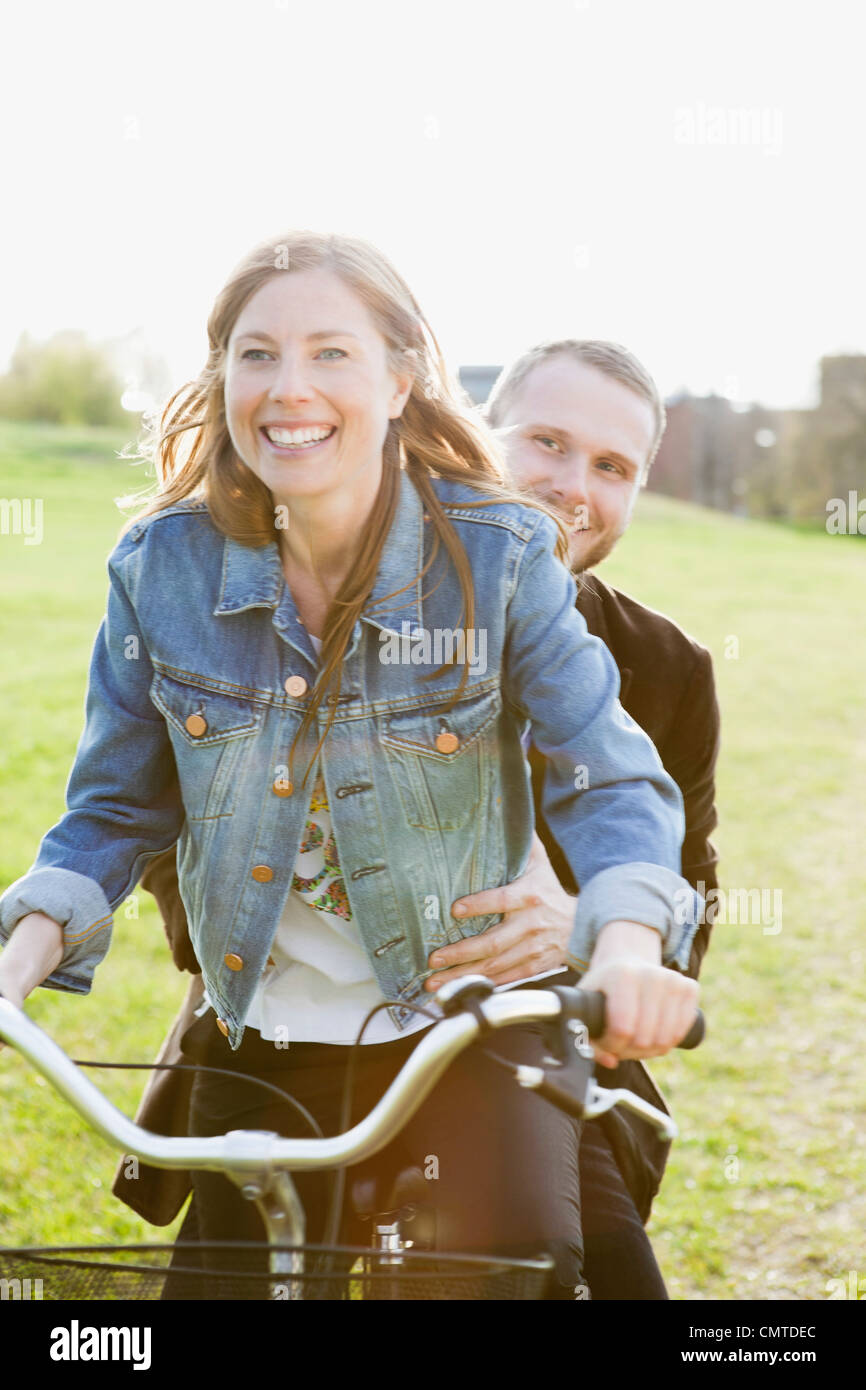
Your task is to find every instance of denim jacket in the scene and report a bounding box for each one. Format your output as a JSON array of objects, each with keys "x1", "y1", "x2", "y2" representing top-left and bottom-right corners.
[{"x1": 0, "y1": 467, "x2": 701, "y2": 1048}]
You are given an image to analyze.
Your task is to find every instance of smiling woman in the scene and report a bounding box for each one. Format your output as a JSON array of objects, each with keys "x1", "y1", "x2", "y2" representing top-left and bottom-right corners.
[{"x1": 0, "y1": 228, "x2": 701, "y2": 1299}]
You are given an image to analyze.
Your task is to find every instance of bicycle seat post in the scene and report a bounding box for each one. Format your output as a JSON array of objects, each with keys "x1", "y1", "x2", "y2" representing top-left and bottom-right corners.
[{"x1": 373, "y1": 1219, "x2": 411, "y2": 1266}]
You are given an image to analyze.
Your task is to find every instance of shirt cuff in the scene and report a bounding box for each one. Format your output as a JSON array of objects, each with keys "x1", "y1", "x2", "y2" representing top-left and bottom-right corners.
[
  {"x1": 565, "y1": 863, "x2": 704, "y2": 974},
  {"x1": 0, "y1": 867, "x2": 114, "y2": 994}
]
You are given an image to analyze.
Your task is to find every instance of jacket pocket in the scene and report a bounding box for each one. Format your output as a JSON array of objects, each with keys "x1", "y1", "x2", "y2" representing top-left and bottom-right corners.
[
  {"x1": 150, "y1": 673, "x2": 265, "y2": 821},
  {"x1": 380, "y1": 687, "x2": 500, "y2": 831}
]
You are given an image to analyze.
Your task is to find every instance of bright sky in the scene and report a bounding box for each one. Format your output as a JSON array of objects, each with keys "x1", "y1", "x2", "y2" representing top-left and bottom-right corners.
[{"x1": 1, "y1": 0, "x2": 862, "y2": 410}]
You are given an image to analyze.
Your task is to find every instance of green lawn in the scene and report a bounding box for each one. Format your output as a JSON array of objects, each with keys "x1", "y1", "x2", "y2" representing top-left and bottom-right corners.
[{"x1": 1, "y1": 420, "x2": 864, "y2": 1298}]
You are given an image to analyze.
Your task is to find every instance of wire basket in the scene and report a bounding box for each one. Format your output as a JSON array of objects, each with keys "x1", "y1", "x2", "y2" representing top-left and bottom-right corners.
[{"x1": 0, "y1": 1242, "x2": 554, "y2": 1301}]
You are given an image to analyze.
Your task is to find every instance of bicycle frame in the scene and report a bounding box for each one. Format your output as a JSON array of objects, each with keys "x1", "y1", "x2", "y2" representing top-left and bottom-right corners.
[{"x1": 0, "y1": 981, "x2": 681, "y2": 1298}]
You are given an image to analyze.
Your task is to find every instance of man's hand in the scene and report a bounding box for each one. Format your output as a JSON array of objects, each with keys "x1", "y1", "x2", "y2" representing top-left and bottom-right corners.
[
  {"x1": 579, "y1": 919, "x2": 700, "y2": 1069},
  {"x1": 424, "y1": 831, "x2": 576, "y2": 990}
]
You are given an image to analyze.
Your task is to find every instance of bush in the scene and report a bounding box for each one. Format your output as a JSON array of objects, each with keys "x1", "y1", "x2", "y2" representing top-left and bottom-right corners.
[{"x1": 0, "y1": 330, "x2": 129, "y2": 427}]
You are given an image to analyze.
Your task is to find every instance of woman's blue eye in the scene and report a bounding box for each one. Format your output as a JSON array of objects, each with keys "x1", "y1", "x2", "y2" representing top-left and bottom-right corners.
[
  {"x1": 535, "y1": 435, "x2": 562, "y2": 452},
  {"x1": 240, "y1": 347, "x2": 347, "y2": 361}
]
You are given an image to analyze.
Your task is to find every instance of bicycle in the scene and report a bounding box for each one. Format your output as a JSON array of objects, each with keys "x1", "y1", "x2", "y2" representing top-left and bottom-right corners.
[{"x1": 0, "y1": 975, "x2": 704, "y2": 1300}]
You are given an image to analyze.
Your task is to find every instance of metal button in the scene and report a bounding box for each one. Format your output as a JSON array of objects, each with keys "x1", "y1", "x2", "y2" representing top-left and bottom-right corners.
[
  {"x1": 224, "y1": 953, "x2": 244, "y2": 972},
  {"x1": 185, "y1": 713, "x2": 208, "y2": 737},
  {"x1": 251, "y1": 864, "x2": 274, "y2": 883},
  {"x1": 435, "y1": 731, "x2": 459, "y2": 754},
  {"x1": 273, "y1": 778, "x2": 294, "y2": 797},
  {"x1": 216, "y1": 1017, "x2": 230, "y2": 1037},
  {"x1": 284, "y1": 675, "x2": 308, "y2": 697}
]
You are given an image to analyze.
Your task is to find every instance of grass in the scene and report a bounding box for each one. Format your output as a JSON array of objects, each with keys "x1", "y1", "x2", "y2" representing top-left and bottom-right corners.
[
  {"x1": 602, "y1": 492, "x2": 866, "y2": 1300},
  {"x1": 1, "y1": 420, "x2": 864, "y2": 1298}
]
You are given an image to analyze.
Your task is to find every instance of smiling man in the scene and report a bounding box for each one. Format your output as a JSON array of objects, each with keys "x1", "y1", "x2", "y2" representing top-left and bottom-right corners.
[
  {"x1": 473, "y1": 340, "x2": 719, "y2": 990},
  {"x1": 437, "y1": 339, "x2": 720, "y2": 1299}
]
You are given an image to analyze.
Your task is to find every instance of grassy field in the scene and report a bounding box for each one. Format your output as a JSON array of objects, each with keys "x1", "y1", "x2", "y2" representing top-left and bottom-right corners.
[{"x1": 1, "y1": 419, "x2": 864, "y2": 1298}]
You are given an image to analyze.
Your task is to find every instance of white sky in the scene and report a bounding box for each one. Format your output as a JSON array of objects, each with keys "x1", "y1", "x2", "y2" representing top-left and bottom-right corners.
[{"x1": 1, "y1": 0, "x2": 863, "y2": 409}]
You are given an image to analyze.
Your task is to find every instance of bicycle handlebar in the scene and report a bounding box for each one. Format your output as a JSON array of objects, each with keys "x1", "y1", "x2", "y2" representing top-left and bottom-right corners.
[
  {"x1": 558, "y1": 985, "x2": 705, "y2": 1050},
  {"x1": 0, "y1": 985, "x2": 703, "y2": 1174}
]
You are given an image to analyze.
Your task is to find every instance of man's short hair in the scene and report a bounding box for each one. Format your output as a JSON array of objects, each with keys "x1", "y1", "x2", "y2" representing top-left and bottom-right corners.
[{"x1": 484, "y1": 339, "x2": 667, "y2": 478}]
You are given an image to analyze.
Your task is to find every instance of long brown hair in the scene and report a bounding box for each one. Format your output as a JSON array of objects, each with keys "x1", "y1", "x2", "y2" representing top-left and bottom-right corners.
[{"x1": 118, "y1": 230, "x2": 569, "y2": 791}]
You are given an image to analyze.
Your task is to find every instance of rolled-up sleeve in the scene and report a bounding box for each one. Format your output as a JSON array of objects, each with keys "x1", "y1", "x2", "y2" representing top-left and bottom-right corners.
[
  {"x1": 504, "y1": 515, "x2": 703, "y2": 972},
  {"x1": 0, "y1": 538, "x2": 184, "y2": 993}
]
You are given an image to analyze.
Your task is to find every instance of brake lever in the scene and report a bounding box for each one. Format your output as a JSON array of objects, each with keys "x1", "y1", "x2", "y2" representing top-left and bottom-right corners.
[
  {"x1": 582, "y1": 1083, "x2": 678, "y2": 1140},
  {"x1": 513, "y1": 1061, "x2": 679, "y2": 1141}
]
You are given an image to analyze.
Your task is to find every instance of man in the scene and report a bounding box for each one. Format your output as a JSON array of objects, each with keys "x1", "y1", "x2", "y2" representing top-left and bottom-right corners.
[
  {"x1": 112, "y1": 338, "x2": 719, "y2": 1299},
  {"x1": 439, "y1": 339, "x2": 720, "y2": 1297}
]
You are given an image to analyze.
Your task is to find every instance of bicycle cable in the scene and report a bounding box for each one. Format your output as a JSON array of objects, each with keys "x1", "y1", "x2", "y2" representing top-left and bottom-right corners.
[{"x1": 70, "y1": 1059, "x2": 325, "y2": 1139}]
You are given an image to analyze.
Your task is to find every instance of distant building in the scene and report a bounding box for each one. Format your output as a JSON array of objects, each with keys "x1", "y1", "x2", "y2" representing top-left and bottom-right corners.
[
  {"x1": 651, "y1": 355, "x2": 866, "y2": 517},
  {"x1": 458, "y1": 365, "x2": 502, "y2": 408}
]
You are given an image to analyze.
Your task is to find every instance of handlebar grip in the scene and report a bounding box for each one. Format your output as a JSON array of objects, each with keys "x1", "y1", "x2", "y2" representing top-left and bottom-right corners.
[
  {"x1": 563, "y1": 989, "x2": 705, "y2": 1050},
  {"x1": 678, "y1": 1010, "x2": 705, "y2": 1050}
]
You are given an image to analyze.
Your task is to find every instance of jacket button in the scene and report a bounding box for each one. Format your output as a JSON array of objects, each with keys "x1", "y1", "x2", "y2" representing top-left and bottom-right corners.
[
  {"x1": 251, "y1": 864, "x2": 274, "y2": 883},
  {"x1": 284, "y1": 675, "x2": 308, "y2": 697},
  {"x1": 435, "y1": 731, "x2": 459, "y2": 754},
  {"x1": 224, "y1": 953, "x2": 244, "y2": 971},
  {"x1": 185, "y1": 713, "x2": 208, "y2": 737},
  {"x1": 215, "y1": 1017, "x2": 230, "y2": 1037},
  {"x1": 273, "y1": 778, "x2": 294, "y2": 797}
]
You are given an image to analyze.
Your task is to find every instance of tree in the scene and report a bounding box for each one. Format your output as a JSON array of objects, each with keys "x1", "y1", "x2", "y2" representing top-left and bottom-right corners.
[{"x1": 0, "y1": 330, "x2": 129, "y2": 426}]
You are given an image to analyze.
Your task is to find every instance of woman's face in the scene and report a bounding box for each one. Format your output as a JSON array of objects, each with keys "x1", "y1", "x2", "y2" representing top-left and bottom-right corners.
[{"x1": 224, "y1": 266, "x2": 413, "y2": 512}]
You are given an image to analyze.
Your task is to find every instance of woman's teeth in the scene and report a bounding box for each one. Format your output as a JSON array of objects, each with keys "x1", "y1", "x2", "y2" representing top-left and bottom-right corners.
[{"x1": 263, "y1": 425, "x2": 336, "y2": 449}]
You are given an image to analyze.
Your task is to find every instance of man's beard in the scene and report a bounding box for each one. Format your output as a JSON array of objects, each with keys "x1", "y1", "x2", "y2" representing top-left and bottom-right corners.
[{"x1": 569, "y1": 529, "x2": 618, "y2": 575}]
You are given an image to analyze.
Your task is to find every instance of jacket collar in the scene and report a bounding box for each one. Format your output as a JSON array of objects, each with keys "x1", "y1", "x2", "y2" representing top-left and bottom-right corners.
[
  {"x1": 214, "y1": 466, "x2": 425, "y2": 634},
  {"x1": 576, "y1": 569, "x2": 633, "y2": 704}
]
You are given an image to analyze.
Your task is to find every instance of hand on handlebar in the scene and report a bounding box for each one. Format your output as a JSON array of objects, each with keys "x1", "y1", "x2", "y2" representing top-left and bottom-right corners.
[
  {"x1": 578, "y1": 919, "x2": 700, "y2": 1069},
  {"x1": 0, "y1": 912, "x2": 65, "y2": 1034}
]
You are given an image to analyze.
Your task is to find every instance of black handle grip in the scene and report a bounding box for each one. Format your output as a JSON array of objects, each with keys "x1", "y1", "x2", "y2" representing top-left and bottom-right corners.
[{"x1": 557, "y1": 987, "x2": 705, "y2": 1050}]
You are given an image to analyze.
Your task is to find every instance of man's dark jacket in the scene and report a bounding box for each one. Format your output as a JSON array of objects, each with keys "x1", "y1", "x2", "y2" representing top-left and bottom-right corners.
[{"x1": 112, "y1": 571, "x2": 721, "y2": 1226}]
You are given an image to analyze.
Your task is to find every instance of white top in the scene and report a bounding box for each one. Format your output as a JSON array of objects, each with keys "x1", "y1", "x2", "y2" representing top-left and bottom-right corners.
[{"x1": 202, "y1": 632, "x2": 566, "y2": 1046}]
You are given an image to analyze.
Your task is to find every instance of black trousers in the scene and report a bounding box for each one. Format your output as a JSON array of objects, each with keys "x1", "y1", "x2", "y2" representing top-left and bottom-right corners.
[
  {"x1": 174, "y1": 1007, "x2": 584, "y2": 1299},
  {"x1": 579, "y1": 1120, "x2": 668, "y2": 1299}
]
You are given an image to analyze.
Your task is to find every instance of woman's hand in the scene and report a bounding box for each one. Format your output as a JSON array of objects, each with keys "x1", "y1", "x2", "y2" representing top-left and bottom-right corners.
[
  {"x1": 424, "y1": 830, "x2": 576, "y2": 990},
  {"x1": 0, "y1": 911, "x2": 64, "y2": 1014},
  {"x1": 578, "y1": 919, "x2": 700, "y2": 1068}
]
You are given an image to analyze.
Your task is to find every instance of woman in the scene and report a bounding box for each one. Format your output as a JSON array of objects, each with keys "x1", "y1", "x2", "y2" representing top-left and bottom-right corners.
[{"x1": 0, "y1": 230, "x2": 700, "y2": 1298}]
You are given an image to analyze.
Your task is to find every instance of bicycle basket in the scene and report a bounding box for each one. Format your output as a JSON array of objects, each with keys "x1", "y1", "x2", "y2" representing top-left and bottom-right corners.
[{"x1": 0, "y1": 1242, "x2": 554, "y2": 1301}]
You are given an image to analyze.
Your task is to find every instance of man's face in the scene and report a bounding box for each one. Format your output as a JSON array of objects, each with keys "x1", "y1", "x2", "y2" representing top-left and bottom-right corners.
[{"x1": 494, "y1": 357, "x2": 655, "y2": 572}]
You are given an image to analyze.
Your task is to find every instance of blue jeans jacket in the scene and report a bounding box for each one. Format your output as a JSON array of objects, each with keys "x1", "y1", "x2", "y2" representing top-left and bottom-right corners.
[{"x1": 0, "y1": 468, "x2": 701, "y2": 1047}]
